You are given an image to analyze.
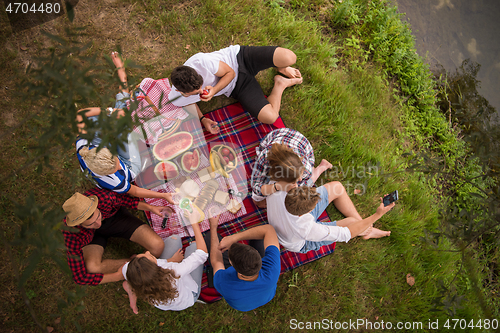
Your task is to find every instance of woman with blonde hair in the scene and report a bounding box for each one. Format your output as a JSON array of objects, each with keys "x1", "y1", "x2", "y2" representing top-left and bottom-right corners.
[
  {"x1": 250, "y1": 128, "x2": 332, "y2": 207},
  {"x1": 76, "y1": 52, "x2": 173, "y2": 203}
]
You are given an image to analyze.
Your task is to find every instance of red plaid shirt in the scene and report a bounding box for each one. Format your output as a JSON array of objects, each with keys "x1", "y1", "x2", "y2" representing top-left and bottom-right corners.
[{"x1": 62, "y1": 188, "x2": 140, "y2": 285}]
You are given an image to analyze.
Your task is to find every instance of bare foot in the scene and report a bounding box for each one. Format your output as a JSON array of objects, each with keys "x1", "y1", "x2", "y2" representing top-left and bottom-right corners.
[
  {"x1": 278, "y1": 66, "x2": 302, "y2": 79},
  {"x1": 358, "y1": 226, "x2": 372, "y2": 237},
  {"x1": 111, "y1": 51, "x2": 124, "y2": 68},
  {"x1": 274, "y1": 75, "x2": 303, "y2": 89},
  {"x1": 362, "y1": 227, "x2": 391, "y2": 240},
  {"x1": 123, "y1": 281, "x2": 139, "y2": 314},
  {"x1": 318, "y1": 159, "x2": 333, "y2": 172}
]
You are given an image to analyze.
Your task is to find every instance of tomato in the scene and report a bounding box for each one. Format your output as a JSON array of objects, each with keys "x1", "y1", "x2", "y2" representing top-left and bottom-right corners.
[{"x1": 200, "y1": 90, "x2": 209, "y2": 97}]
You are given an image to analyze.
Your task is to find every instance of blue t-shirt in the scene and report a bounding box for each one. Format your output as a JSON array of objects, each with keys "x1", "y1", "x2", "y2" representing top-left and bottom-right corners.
[
  {"x1": 76, "y1": 137, "x2": 135, "y2": 193},
  {"x1": 214, "y1": 245, "x2": 281, "y2": 311}
]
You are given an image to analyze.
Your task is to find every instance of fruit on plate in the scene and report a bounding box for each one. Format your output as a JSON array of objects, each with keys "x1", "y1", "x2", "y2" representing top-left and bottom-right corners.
[
  {"x1": 154, "y1": 161, "x2": 179, "y2": 180},
  {"x1": 153, "y1": 131, "x2": 193, "y2": 161},
  {"x1": 180, "y1": 149, "x2": 200, "y2": 172},
  {"x1": 209, "y1": 144, "x2": 238, "y2": 177}
]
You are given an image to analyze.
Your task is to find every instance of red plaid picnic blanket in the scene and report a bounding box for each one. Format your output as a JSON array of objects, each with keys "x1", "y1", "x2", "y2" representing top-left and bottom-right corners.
[
  {"x1": 188, "y1": 103, "x2": 336, "y2": 304},
  {"x1": 133, "y1": 80, "x2": 336, "y2": 303}
]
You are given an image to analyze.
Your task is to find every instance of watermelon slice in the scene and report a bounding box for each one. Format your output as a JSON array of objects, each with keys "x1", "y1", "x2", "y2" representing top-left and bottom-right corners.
[
  {"x1": 154, "y1": 161, "x2": 179, "y2": 180},
  {"x1": 181, "y1": 149, "x2": 200, "y2": 172},
  {"x1": 153, "y1": 131, "x2": 193, "y2": 161}
]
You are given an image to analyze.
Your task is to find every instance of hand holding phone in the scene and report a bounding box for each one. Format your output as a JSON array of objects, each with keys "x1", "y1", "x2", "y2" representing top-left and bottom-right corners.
[{"x1": 383, "y1": 190, "x2": 399, "y2": 207}]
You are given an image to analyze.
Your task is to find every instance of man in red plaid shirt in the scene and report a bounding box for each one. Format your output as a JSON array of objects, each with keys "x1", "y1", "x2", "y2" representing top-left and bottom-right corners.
[{"x1": 62, "y1": 188, "x2": 167, "y2": 285}]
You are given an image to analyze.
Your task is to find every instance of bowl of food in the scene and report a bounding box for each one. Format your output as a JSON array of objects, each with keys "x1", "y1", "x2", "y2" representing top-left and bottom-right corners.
[{"x1": 209, "y1": 144, "x2": 238, "y2": 177}]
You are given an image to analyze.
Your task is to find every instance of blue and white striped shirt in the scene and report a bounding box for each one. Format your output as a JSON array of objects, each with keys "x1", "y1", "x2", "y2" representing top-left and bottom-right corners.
[{"x1": 76, "y1": 137, "x2": 136, "y2": 193}]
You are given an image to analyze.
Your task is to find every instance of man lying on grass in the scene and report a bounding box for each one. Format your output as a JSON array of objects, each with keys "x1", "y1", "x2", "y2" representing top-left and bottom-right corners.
[
  {"x1": 207, "y1": 215, "x2": 281, "y2": 311},
  {"x1": 266, "y1": 182, "x2": 393, "y2": 253},
  {"x1": 62, "y1": 188, "x2": 166, "y2": 285},
  {"x1": 168, "y1": 45, "x2": 302, "y2": 131}
]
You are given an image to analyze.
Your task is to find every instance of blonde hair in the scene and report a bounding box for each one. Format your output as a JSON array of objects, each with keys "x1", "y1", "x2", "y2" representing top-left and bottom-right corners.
[
  {"x1": 267, "y1": 143, "x2": 304, "y2": 183},
  {"x1": 79, "y1": 146, "x2": 118, "y2": 175},
  {"x1": 285, "y1": 186, "x2": 321, "y2": 216}
]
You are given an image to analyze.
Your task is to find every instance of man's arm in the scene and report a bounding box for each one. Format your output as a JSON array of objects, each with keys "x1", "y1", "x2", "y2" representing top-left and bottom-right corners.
[
  {"x1": 209, "y1": 216, "x2": 225, "y2": 274},
  {"x1": 194, "y1": 103, "x2": 220, "y2": 135},
  {"x1": 128, "y1": 185, "x2": 174, "y2": 204},
  {"x1": 99, "y1": 265, "x2": 127, "y2": 284},
  {"x1": 200, "y1": 61, "x2": 235, "y2": 101},
  {"x1": 63, "y1": 229, "x2": 105, "y2": 286},
  {"x1": 219, "y1": 224, "x2": 279, "y2": 252},
  {"x1": 136, "y1": 201, "x2": 169, "y2": 218}
]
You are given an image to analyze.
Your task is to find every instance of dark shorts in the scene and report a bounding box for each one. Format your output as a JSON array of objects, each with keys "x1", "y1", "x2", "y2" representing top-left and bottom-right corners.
[
  {"x1": 89, "y1": 207, "x2": 146, "y2": 248},
  {"x1": 231, "y1": 45, "x2": 278, "y2": 118}
]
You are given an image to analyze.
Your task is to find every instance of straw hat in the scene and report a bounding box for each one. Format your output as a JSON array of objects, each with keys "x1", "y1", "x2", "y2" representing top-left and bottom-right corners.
[{"x1": 63, "y1": 193, "x2": 99, "y2": 227}]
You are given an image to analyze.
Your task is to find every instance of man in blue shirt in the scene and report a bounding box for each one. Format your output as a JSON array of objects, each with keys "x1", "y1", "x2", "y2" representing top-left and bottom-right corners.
[{"x1": 209, "y1": 216, "x2": 281, "y2": 311}]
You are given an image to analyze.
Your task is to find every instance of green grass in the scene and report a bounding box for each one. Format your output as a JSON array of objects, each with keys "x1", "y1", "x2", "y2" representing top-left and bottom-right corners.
[{"x1": 0, "y1": 0, "x2": 492, "y2": 332}]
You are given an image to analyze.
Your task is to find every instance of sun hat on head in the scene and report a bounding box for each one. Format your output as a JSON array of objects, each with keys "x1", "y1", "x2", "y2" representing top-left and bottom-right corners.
[{"x1": 63, "y1": 193, "x2": 99, "y2": 227}]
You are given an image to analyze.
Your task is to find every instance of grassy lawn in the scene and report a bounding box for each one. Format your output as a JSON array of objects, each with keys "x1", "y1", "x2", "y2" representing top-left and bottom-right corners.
[{"x1": 0, "y1": 0, "x2": 488, "y2": 332}]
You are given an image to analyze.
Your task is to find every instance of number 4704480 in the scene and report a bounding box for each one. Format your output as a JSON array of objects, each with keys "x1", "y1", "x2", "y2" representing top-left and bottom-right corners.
[
  {"x1": 5, "y1": 2, "x2": 61, "y2": 14},
  {"x1": 444, "y1": 319, "x2": 498, "y2": 330}
]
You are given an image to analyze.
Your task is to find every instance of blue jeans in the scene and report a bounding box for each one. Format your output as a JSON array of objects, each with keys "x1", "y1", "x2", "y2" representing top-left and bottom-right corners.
[{"x1": 299, "y1": 186, "x2": 337, "y2": 253}]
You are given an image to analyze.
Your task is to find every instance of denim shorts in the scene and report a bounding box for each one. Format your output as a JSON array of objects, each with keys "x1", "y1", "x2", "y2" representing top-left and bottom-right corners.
[{"x1": 299, "y1": 186, "x2": 337, "y2": 253}]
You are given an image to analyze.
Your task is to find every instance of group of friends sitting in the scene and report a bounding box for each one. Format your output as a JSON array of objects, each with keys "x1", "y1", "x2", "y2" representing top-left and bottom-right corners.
[{"x1": 62, "y1": 45, "x2": 395, "y2": 313}]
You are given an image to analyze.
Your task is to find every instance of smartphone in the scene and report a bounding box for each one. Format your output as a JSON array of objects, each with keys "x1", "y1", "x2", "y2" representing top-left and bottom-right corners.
[{"x1": 383, "y1": 190, "x2": 398, "y2": 206}]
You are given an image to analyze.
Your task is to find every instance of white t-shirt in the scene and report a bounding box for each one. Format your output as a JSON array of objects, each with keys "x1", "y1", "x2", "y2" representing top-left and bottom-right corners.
[
  {"x1": 122, "y1": 249, "x2": 208, "y2": 311},
  {"x1": 168, "y1": 45, "x2": 241, "y2": 107},
  {"x1": 266, "y1": 191, "x2": 352, "y2": 252}
]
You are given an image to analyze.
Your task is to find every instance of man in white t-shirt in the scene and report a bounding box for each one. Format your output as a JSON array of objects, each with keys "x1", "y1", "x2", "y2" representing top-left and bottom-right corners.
[
  {"x1": 266, "y1": 182, "x2": 394, "y2": 253},
  {"x1": 168, "y1": 45, "x2": 303, "y2": 132}
]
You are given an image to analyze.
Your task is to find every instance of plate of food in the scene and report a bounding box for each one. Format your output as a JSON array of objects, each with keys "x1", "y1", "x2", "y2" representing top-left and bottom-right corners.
[{"x1": 209, "y1": 144, "x2": 238, "y2": 178}]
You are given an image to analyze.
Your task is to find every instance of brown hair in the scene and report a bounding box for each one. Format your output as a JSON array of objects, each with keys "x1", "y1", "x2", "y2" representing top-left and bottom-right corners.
[
  {"x1": 267, "y1": 143, "x2": 304, "y2": 183},
  {"x1": 228, "y1": 242, "x2": 262, "y2": 277},
  {"x1": 285, "y1": 186, "x2": 321, "y2": 216},
  {"x1": 126, "y1": 257, "x2": 179, "y2": 306},
  {"x1": 171, "y1": 66, "x2": 203, "y2": 93}
]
